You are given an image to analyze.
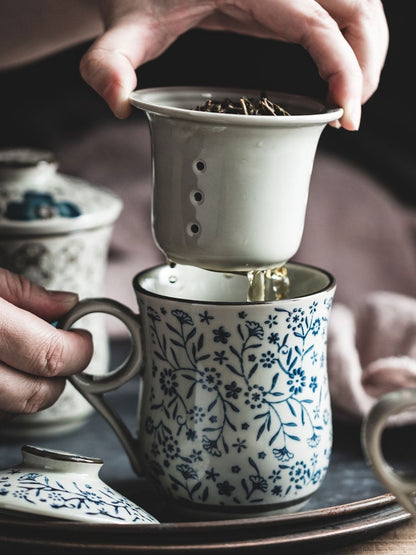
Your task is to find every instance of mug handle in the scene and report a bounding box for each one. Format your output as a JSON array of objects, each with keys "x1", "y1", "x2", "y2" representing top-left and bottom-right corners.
[
  {"x1": 362, "y1": 388, "x2": 416, "y2": 517},
  {"x1": 58, "y1": 298, "x2": 143, "y2": 476}
]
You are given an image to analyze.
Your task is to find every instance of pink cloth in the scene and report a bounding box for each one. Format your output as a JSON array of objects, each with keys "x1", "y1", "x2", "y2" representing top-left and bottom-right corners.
[{"x1": 328, "y1": 292, "x2": 416, "y2": 424}]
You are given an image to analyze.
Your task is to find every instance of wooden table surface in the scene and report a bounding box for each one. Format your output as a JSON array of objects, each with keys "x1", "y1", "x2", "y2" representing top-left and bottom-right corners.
[{"x1": 329, "y1": 518, "x2": 416, "y2": 554}]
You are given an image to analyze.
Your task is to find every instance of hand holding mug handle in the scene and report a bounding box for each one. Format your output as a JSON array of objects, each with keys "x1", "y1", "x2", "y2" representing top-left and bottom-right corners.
[
  {"x1": 58, "y1": 298, "x2": 143, "y2": 476},
  {"x1": 362, "y1": 388, "x2": 416, "y2": 517}
]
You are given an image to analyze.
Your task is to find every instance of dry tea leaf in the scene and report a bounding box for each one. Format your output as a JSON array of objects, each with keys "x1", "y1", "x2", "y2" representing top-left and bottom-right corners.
[{"x1": 194, "y1": 94, "x2": 290, "y2": 116}]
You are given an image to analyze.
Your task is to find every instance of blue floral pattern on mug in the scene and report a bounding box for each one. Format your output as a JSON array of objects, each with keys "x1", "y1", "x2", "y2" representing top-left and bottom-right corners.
[{"x1": 138, "y1": 290, "x2": 334, "y2": 512}]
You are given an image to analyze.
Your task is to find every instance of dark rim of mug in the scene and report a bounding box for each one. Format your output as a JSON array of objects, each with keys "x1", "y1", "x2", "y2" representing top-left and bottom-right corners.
[{"x1": 133, "y1": 261, "x2": 336, "y2": 306}]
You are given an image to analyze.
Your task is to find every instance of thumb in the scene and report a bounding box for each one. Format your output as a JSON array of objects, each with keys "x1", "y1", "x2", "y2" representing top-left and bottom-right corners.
[
  {"x1": 79, "y1": 22, "x2": 152, "y2": 118},
  {"x1": 0, "y1": 268, "x2": 79, "y2": 322}
]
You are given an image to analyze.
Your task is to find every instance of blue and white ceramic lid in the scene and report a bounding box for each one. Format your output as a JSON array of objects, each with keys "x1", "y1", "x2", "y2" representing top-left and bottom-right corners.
[
  {"x1": 0, "y1": 445, "x2": 159, "y2": 525},
  {"x1": 0, "y1": 148, "x2": 122, "y2": 236}
]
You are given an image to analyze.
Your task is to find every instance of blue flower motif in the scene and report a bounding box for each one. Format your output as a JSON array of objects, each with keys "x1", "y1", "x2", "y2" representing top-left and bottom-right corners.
[
  {"x1": 159, "y1": 368, "x2": 178, "y2": 396},
  {"x1": 268, "y1": 332, "x2": 280, "y2": 345},
  {"x1": 213, "y1": 350, "x2": 228, "y2": 364},
  {"x1": 245, "y1": 321, "x2": 264, "y2": 339},
  {"x1": 286, "y1": 308, "x2": 305, "y2": 329},
  {"x1": 231, "y1": 466, "x2": 241, "y2": 473},
  {"x1": 307, "y1": 433, "x2": 321, "y2": 448},
  {"x1": 289, "y1": 461, "x2": 309, "y2": 486},
  {"x1": 172, "y1": 309, "x2": 194, "y2": 326},
  {"x1": 272, "y1": 485, "x2": 283, "y2": 496},
  {"x1": 225, "y1": 380, "x2": 242, "y2": 399},
  {"x1": 176, "y1": 464, "x2": 198, "y2": 480},
  {"x1": 200, "y1": 368, "x2": 222, "y2": 392},
  {"x1": 212, "y1": 326, "x2": 231, "y2": 344},
  {"x1": 232, "y1": 438, "x2": 247, "y2": 453},
  {"x1": 249, "y1": 475, "x2": 268, "y2": 492},
  {"x1": 244, "y1": 385, "x2": 266, "y2": 409},
  {"x1": 260, "y1": 350, "x2": 277, "y2": 368},
  {"x1": 147, "y1": 306, "x2": 161, "y2": 322},
  {"x1": 189, "y1": 406, "x2": 205, "y2": 422},
  {"x1": 264, "y1": 314, "x2": 278, "y2": 328},
  {"x1": 287, "y1": 368, "x2": 306, "y2": 395},
  {"x1": 238, "y1": 311, "x2": 247, "y2": 319},
  {"x1": 273, "y1": 447, "x2": 294, "y2": 462},
  {"x1": 309, "y1": 376, "x2": 318, "y2": 392},
  {"x1": 311, "y1": 351, "x2": 318, "y2": 365},
  {"x1": 268, "y1": 469, "x2": 282, "y2": 482},
  {"x1": 20, "y1": 473, "x2": 41, "y2": 481},
  {"x1": 205, "y1": 468, "x2": 220, "y2": 481},
  {"x1": 6, "y1": 191, "x2": 81, "y2": 221},
  {"x1": 202, "y1": 436, "x2": 221, "y2": 457},
  {"x1": 186, "y1": 429, "x2": 197, "y2": 441},
  {"x1": 309, "y1": 301, "x2": 318, "y2": 313},
  {"x1": 199, "y1": 310, "x2": 214, "y2": 324},
  {"x1": 217, "y1": 480, "x2": 235, "y2": 496},
  {"x1": 312, "y1": 318, "x2": 321, "y2": 336},
  {"x1": 162, "y1": 436, "x2": 181, "y2": 460},
  {"x1": 190, "y1": 450, "x2": 203, "y2": 462}
]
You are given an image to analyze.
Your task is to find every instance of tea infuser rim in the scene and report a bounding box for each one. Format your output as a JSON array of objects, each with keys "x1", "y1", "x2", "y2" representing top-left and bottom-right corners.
[
  {"x1": 133, "y1": 261, "x2": 336, "y2": 306},
  {"x1": 129, "y1": 86, "x2": 343, "y2": 127}
]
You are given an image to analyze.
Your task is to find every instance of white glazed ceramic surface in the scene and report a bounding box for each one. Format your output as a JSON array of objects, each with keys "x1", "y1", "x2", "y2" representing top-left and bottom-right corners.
[
  {"x1": 62, "y1": 262, "x2": 336, "y2": 518},
  {"x1": 0, "y1": 149, "x2": 122, "y2": 436},
  {"x1": 0, "y1": 445, "x2": 159, "y2": 524},
  {"x1": 130, "y1": 87, "x2": 343, "y2": 272}
]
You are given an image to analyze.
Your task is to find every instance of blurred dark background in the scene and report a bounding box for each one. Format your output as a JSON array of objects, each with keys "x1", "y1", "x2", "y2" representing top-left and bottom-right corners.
[{"x1": 0, "y1": 2, "x2": 414, "y2": 207}]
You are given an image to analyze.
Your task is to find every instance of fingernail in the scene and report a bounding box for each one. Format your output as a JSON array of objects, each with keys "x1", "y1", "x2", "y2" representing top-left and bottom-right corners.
[
  {"x1": 114, "y1": 100, "x2": 132, "y2": 119},
  {"x1": 329, "y1": 120, "x2": 342, "y2": 129},
  {"x1": 48, "y1": 290, "x2": 79, "y2": 308},
  {"x1": 344, "y1": 102, "x2": 361, "y2": 131}
]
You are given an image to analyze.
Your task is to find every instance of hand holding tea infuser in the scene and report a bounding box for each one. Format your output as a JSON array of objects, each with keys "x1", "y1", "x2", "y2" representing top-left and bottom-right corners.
[
  {"x1": 0, "y1": 269, "x2": 93, "y2": 420},
  {"x1": 80, "y1": 0, "x2": 388, "y2": 130}
]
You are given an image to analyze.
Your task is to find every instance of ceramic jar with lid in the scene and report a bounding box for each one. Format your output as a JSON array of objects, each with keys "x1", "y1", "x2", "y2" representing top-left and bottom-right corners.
[{"x1": 0, "y1": 148, "x2": 123, "y2": 436}]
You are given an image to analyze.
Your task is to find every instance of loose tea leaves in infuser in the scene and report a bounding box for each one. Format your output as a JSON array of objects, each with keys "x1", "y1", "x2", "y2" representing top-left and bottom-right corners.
[{"x1": 194, "y1": 94, "x2": 291, "y2": 116}]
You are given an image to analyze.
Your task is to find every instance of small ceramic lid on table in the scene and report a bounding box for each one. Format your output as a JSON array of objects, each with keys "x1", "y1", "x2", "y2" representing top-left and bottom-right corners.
[{"x1": 0, "y1": 445, "x2": 159, "y2": 525}]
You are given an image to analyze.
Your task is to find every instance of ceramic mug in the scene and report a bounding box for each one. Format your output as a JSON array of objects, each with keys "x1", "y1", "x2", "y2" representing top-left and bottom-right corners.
[
  {"x1": 362, "y1": 388, "x2": 416, "y2": 517},
  {"x1": 129, "y1": 87, "x2": 343, "y2": 272},
  {"x1": 61, "y1": 263, "x2": 336, "y2": 518}
]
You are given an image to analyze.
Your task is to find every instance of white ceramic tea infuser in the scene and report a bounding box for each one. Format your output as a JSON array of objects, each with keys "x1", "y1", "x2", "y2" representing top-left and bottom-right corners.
[
  {"x1": 129, "y1": 87, "x2": 343, "y2": 272},
  {"x1": 0, "y1": 445, "x2": 159, "y2": 524}
]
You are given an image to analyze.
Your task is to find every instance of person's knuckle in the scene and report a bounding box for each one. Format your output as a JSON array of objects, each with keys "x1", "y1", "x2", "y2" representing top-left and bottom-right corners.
[
  {"x1": 1, "y1": 269, "x2": 33, "y2": 302},
  {"x1": 301, "y1": 6, "x2": 338, "y2": 44},
  {"x1": 35, "y1": 333, "x2": 67, "y2": 378},
  {"x1": 79, "y1": 50, "x2": 101, "y2": 81},
  {"x1": 21, "y1": 379, "x2": 51, "y2": 414}
]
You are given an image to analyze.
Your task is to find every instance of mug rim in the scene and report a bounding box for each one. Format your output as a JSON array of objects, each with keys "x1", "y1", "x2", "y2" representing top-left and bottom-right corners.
[{"x1": 133, "y1": 261, "x2": 336, "y2": 306}]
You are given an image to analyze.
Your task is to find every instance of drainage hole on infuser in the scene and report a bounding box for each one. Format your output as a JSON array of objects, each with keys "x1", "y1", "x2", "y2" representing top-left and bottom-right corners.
[
  {"x1": 186, "y1": 222, "x2": 200, "y2": 236},
  {"x1": 190, "y1": 190, "x2": 204, "y2": 205},
  {"x1": 193, "y1": 160, "x2": 206, "y2": 173}
]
